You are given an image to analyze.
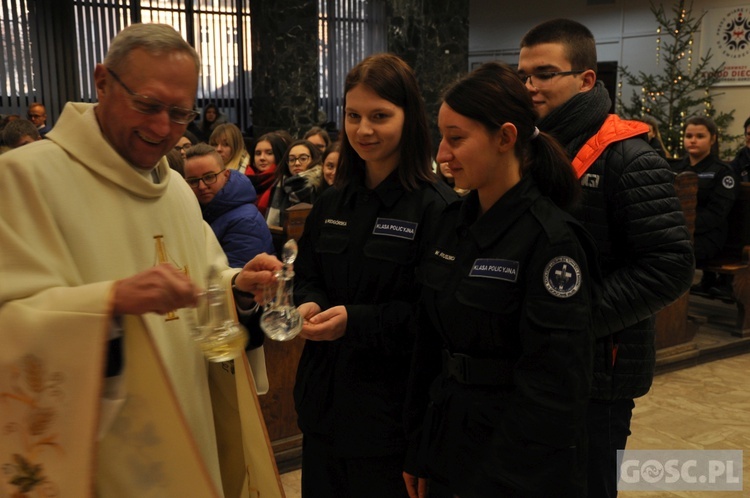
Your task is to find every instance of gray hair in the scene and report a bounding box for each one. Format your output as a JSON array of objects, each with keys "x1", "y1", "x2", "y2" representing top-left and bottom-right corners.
[{"x1": 104, "y1": 23, "x2": 200, "y2": 74}]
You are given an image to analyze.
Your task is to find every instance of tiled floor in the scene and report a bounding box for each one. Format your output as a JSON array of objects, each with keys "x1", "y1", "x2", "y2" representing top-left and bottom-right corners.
[
  {"x1": 620, "y1": 352, "x2": 750, "y2": 497},
  {"x1": 280, "y1": 469, "x2": 301, "y2": 497},
  {"x1": 280, "y1": 352, "x2": 750, "y2": 497}
]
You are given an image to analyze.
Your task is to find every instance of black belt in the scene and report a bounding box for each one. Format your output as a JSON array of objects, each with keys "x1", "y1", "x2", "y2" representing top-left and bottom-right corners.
[{"x1": 442, "y1": 349, "x2": 514, "y2": 386}]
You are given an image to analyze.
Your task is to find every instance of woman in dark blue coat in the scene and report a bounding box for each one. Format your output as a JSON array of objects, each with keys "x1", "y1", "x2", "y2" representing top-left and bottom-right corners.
[{"x1": 184, "y1": 143, "x2": 275, "y2": 268}]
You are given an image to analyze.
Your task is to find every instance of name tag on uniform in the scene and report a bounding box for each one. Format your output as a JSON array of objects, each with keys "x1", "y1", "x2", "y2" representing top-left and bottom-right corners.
[
  {"x1": 469, "y1": 258, "x2": 519, "y2": 282},
  {"x1": 324, "y1": 218, "x2": 348, "y2": 227},
  {"x1": 373, "y1": 218, "x2": 418, "y2": 240}
]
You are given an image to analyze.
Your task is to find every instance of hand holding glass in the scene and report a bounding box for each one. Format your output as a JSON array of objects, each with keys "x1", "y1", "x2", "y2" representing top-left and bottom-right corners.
[
  {"x1": 260, "y1": 239, "x2": 303, "y2": 341},
  {"x1": 188, "y1": 266, "x2": 248, "y2": 362}
]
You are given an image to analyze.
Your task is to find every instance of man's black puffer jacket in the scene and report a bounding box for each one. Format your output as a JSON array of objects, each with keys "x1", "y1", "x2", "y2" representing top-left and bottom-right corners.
[{"x1": 575, "y1": 137, "x2": 695, "y2": 400}]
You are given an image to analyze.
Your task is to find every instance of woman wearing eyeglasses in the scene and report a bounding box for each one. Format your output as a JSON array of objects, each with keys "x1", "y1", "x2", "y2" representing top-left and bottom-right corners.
[
  {"x1": 183, "y1": 143, "x2": 274, "y2": 268},
  {"x1": 264, "y1": 139, "x2": 324, "y2": 227},
  {"x1": 173, "y1": 130, "x2": 197, "y2": 158}
]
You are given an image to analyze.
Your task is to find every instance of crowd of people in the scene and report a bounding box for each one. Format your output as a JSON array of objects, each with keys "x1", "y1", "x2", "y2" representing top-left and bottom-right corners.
[
  {"x1": 1, "y1": 16, "x2": 748, "y2": 498},
  {"x1": 0, "y1": 103, "x2": 48, "y2": 152}
]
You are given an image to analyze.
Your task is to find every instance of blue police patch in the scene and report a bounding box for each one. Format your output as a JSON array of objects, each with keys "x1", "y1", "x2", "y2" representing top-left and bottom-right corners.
[
  {"x1": 372, "y1": 218, "x2": 418, "y2": 240},
  {"x1": 469, "y1": 258, "x2": 519, "y2": 282},
  {"x1": 543, "y1": 256, "x2": 582, "y2": 298}
]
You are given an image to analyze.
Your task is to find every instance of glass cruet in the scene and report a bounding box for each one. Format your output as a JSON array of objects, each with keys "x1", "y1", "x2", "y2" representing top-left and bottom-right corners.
[
  {"x1": 260, "y1": 239, "x2": 303, "y2": 341},
  {"x1": 190, "y1": 265, "x2": 249, "y2": 361}
]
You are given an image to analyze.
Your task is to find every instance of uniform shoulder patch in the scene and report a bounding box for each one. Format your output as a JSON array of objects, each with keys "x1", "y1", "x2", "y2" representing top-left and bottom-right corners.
[
  {"x1": 722, "y1": 175, "x2": 736, "y2": 189},
  {"x1": 543, "y1": 256, "x2": 582, "y2": 298}
]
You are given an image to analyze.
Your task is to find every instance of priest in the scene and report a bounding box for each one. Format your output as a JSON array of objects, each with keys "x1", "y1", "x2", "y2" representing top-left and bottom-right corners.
[{"x1": 0, "y1": 23, "x2": 283, "y2": 498}]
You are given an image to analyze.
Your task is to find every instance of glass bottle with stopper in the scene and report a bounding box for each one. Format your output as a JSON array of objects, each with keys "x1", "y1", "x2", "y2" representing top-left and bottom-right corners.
[
  {"x1": 260, "y1": 239, "x2": 303, "y2": 341},
  {"x1": 190, "y1": 265, "x2": 249, "y2": 362}
]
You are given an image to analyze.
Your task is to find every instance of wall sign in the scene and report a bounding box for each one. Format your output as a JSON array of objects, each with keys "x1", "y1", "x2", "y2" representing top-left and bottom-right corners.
[{"x1": 701, "y1": 6, "x2": 750, "y2": 86}]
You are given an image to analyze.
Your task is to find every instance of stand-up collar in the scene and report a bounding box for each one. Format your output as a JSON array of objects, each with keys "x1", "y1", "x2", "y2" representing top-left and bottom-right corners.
[{"x1": 458, "y1": 175, "x2": 540, "y2": 250}]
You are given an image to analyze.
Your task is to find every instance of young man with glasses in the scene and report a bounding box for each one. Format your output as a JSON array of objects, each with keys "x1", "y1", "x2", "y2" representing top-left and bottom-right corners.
[
  {"x1": 184, "y1": 143, "x2": 274, "y2": 268},
  {"x1": 0, "y1": 23, "x2": 282, "y2": 497},
  {"x1": 518, "y1": 18, "x2": 695, "y2": 497}
]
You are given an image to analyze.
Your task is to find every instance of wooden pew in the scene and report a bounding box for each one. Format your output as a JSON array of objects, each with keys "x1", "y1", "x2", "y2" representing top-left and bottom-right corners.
[
  {"x1": 257, "y1": 336, "x2": 305, "y2": 472},
  {"x1": 654, "y1": 171, "x2": 699, "y2": 349},
  {"x1": 691, "y1": 182, "x2": 750, "y2": 338},
  {"x1": 259, "y1": 203, "x2": 311, "y2": 471},
  {"x1": 704, "y1": 181, "x2": 750, "y2": 337},
  {"x1": 268, "y1": 202, "x2": 312, "y2": 255}
]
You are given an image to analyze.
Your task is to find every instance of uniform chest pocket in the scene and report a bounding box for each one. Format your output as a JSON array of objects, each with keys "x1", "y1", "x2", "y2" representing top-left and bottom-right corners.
[
  {"x1": 456, "y1": 277, "x2": 522, "y2": 314},
  {"x1": 315, "y1": 229, "x2": 349, "y2": 255},
  {"x1": 419, "y1": 257, "x2": 453, "y2": 292},
  {"x1": 363, "y1": 235, "x2": 417, "y2": 265}
]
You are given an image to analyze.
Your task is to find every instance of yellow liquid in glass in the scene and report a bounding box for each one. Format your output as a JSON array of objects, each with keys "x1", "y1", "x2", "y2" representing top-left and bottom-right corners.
[{"x1": 199, "y1": 325, "x2": 248, "y2": 362}]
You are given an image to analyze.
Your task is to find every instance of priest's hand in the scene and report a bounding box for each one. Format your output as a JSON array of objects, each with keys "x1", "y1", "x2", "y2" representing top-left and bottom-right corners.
[
  {"x1": 112, "y1": 263, "x2": 200, "y2": 316},
  {"x1": 233, "y1": 253, "x2": 284, "y2": 305}
]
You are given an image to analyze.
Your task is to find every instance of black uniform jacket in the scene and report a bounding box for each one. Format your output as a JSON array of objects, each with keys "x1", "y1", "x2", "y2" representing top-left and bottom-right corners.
[
  {"x1": 672, "y1": 155, "x2": 738, "y2": 261},
  {"x1": 730, "y1": 146, "x2": 750, "y2": 181},
  {"x1": 405, "y1": 176, "x2": 600, "y2": 497},
  {"x1": 293, "y1": 169, "x2": 455, "y2": 458}
]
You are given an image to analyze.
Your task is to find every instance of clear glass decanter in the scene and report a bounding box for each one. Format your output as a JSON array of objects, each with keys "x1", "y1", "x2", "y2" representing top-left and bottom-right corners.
[
  {"x1": 260, "y1": 239, "x2": 303, "y2": 341},
  {"x1": 191, "y1": 266, "x2": 249, "y2": 362}
]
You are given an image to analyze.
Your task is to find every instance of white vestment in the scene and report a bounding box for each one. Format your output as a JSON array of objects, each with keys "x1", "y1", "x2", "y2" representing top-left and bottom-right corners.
[{"x1": 0, "y1": 103, "x2": 282, "y2": 498}]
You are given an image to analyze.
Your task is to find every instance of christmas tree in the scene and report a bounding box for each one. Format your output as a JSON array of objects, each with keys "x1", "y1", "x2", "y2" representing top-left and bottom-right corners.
[{"x1": 618, "y1": 0, "x2": 738, "y2": 158}]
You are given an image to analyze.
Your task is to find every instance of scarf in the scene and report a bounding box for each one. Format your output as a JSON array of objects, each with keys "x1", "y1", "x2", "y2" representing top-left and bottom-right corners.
[
  {"x1": 537, "y1": 81, "x2": 612, "y2": 158},
  {"x1": 248, "y1": 163, "x2": 277, "y2": 215},
  {"x1": 247, "y1": 164, "x2": 276, "y2": 193},
  {"x1": 226, "y1": 149, "x2": 250, "y2": 174}
]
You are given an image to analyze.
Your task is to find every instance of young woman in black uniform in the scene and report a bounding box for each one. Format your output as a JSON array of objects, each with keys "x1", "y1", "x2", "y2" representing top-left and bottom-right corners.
[
  {"x1": 292, "y1": 53, "x2": 456, "y2": 497},
  {"x1": 402, "y1": 62, "x2": 601, "y2": 498},
  {"x1": 673, "y1": 116, "x2": 738, "y2": 297}
]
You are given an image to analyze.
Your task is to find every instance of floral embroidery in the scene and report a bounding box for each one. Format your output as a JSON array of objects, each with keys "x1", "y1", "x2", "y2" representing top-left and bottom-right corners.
[
  {"x1": 107, "y1": 397, "x2": 168, "y2": 493},
  {"x1": 1, "y1": 354, "x2": 63, "y2": 496}
]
